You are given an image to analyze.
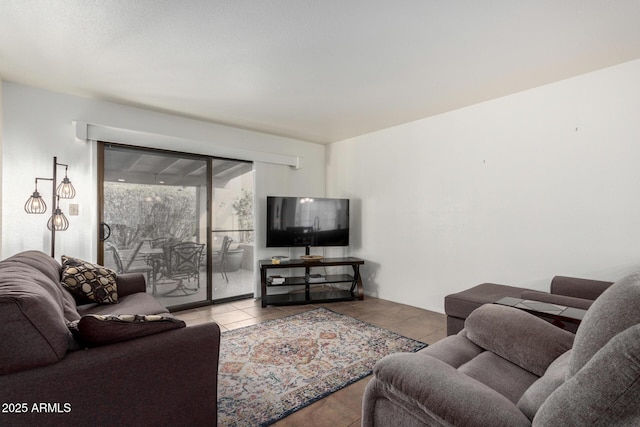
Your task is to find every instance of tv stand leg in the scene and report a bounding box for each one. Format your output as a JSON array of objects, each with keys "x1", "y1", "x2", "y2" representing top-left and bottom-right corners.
[{"x1": 351, "y1": 265, "x2": 365, "y2": 300}]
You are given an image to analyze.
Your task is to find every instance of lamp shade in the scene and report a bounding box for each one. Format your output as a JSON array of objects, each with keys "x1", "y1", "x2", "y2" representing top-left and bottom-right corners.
[
  {"x1": 24, "y1": 190, "x2": 47, "y2": 214},
  {"x1": 56, "y1": 177, "x2": 76, "y2": 199},
  {"x1": 47, "y1": 208, "x2": 69, "y2": 231}
]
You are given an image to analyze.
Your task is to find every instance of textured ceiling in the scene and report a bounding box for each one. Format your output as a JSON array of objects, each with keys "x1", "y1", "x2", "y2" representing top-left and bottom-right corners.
[{"x1": 1, "y1": 1, "x2": 640, "y2": 144}]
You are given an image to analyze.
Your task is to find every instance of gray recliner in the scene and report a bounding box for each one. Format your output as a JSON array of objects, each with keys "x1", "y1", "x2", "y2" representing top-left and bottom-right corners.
[{"x1": 362, "y1": 272, "x2": 640, "y2": 426}]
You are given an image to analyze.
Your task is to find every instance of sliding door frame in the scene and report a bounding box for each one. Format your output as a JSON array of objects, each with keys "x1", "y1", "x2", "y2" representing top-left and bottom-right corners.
[{"x1": 97, "y1": 141, "x2": 214, "y2": 309}]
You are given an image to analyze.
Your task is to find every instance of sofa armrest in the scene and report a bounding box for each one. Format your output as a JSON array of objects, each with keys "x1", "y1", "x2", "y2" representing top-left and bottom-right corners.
[
  {"x1": 0, "y1": 322, "x2": 221, "y2": 426},
  {"x1": 550, "y1": 276, "x2": 612, "y2": 300},
  {"x1": 363, "y1": 353, "x2": 530, "y2": 426},
  {"x1": 115, "y1": 272, "x2": 146, "y2": 296},
  {"x1": 520, "y1": 290, "x2": 593, "y2": 310},
  {"x1": 465, "y1": 304, "x2": 574, "y2": 376}
]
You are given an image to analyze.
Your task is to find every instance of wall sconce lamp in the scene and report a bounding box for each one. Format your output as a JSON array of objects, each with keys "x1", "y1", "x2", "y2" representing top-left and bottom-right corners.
[{"x1": 24, "y1": 157, "x2": 76, "y2": 257}]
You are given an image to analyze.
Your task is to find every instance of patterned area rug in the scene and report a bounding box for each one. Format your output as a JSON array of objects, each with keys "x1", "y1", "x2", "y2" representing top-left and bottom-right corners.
[{"x1": 217, "y1": 307, "x2": 427, "y2": 426}]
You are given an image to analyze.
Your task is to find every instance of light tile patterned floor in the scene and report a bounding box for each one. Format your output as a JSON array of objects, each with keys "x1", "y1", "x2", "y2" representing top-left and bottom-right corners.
[{"x1": 174, "y1": 296, "x2": 447, "y2": 427}]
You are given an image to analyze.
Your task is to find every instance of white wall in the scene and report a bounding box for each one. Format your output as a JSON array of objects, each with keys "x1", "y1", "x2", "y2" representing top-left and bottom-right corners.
[
  {"x1": 0, "y1": 80, "x2": 3, "y2": 255},
  {"x1": 1, "y1": 83, "x2": 325, "y2": 273},
  {"x1": 327, "y1": 59, "x2": 640, "y2": 313}
]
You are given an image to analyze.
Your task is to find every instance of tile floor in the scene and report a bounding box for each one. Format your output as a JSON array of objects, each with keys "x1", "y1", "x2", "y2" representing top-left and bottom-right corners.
[{"x1": 174, "y1": 296, "x2": 447, "y2": 427}]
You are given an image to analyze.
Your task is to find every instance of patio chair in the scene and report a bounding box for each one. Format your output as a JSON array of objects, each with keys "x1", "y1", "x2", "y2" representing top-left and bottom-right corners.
[
  {"x1": 218, "y1": 236, "x2": 234, "y2": 283},
  {"x1": 104, "y1": 241, "x2": 155, "y2": 293},
  {"x1": 162, "y1": 242, "x2": 205, "y2": 296}
]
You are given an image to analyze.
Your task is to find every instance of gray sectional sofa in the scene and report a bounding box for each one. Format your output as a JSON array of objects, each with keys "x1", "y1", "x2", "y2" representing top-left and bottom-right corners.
[
  {"x1": 363, "y1": 272, "x2": 640, "y2": 426},
  {"x1": 0, "y1": 250, "x2": 220, "y2": 426},
  {"x1": 444, "y1": 275, "x2": 613, "y2": 335}
]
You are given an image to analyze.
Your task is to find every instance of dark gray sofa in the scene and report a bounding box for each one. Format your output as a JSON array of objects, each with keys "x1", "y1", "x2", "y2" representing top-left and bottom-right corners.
[
  {"x1": 0, "y1": 250, "x2": 221, "y2": 426},
  {"x1": 363, "y1": 272, "x2": 640, "y2": 426},
  {"x1": 444, "y1": 276, "x2": 613, "y2": 335}
]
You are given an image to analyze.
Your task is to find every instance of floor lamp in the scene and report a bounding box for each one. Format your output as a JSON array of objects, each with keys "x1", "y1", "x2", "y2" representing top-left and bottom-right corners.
[{"x1": 24, "y1": 156, "x2": 76, "y2": 258}]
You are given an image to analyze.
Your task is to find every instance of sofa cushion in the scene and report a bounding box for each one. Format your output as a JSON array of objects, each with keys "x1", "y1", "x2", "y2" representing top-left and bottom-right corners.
[
  {"x1": 568, "y1": 272, "x2": 640, "y2": 377},
  {"x1": 68, "y1": 314, "x2": 186, "y2": 346},
  {"x1": 549, "y1": 276, "x2": 613, "y2": 300},
  {"x1": 2, "y1": 250, "x2": 79, "y2": 322},
  {"x1": 61, "y1": 255, "x2": 118, "y2": 304},
  {"x1": 366, "y1": 353, "x2": 531, "y2": 426},
  {"x1": 517, "y1": 350, "x2": 571, "y2": 420},
  {"x1": 534, "y1": 324, "x2": 640, "y2": 425},
  {"x1": 0, "y1": 252, "x2": 76, "y2": 374},
  {"x1": 458, "y1": 351, "x2": 538, "y2": 404},
  {"x1": 419, "y1": 333, "x2": 483, "y2": 368}
]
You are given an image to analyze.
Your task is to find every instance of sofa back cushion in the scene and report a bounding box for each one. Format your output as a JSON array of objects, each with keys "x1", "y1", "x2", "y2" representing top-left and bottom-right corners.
[
  {"x1": 533, "y1": 324, "x2": 640, "y2": 425},
  {"x1": 4, "y1": 251, "x2": 80, "y2": 322},
  {"x1": 550, "y1": 276, "x2": 613, "y2": 300},
  {"x1": 0, "y1": 251, "x2": 77, "y2": 374},
  {"x1": 568, "y1": 272, "x2": 640, "y2": 377},
  {"x1": 517, "y1": 350, "x2": 571, "y2": 420}
]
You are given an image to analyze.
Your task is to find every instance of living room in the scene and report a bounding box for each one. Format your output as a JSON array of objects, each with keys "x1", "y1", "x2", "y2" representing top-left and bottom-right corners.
[
  {"x1": 2, "y1": 2, "x2": 640, "y2": 426},
  {"x1": 2, "y1": 3, "x2": 639, "y2": 315}
]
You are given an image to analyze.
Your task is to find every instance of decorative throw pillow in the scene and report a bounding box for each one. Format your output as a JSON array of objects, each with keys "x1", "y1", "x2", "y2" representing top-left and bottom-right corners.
[
  {"x1": 61, "y1": 255, "x2": 118, "y2": 304},
  {"x1": 67, "y1": 314, "x2": 186, "y2": 347}
]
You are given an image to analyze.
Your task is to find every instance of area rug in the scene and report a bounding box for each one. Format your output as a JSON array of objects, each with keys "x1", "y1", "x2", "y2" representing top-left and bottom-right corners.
[{"x1": 217, "y1": 307, "x2": 427, "y2": 426}]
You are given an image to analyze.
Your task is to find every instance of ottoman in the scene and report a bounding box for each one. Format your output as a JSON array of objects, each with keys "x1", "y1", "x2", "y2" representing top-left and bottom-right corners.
[{"x1": 444, "y1": 283, "x2": 535, "y2": 335}]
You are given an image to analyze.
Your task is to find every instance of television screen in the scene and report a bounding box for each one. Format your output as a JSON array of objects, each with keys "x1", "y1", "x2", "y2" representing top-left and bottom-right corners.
[{"x1": 266, "y1": 196, "x2": 350, "y2": 247}]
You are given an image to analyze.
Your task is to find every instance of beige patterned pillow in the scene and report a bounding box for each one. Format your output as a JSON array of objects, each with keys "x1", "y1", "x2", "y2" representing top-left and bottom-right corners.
[{"x1": 61, "y1": 255, "x2": 118, "y2": 304}]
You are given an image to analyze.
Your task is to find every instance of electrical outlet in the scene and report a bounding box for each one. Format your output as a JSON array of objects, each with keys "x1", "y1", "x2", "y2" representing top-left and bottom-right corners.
[{"x1": 69, "y1": 204, "x2": 79, "y2": 216}]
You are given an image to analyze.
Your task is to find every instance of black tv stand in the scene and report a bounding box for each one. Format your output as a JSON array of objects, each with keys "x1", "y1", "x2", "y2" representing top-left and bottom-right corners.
[{"x1": 259, "y1": 257, "x2": 365, "y2": 307}]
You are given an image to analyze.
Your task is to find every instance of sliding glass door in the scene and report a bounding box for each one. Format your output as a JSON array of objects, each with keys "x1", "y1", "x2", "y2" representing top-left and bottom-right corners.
[
  {"x1": 98, "y1": 143, "x2": 255, "y2": 310},
  {"x1": 211, "y1": 158, "x2": 255, "y2": 301}
]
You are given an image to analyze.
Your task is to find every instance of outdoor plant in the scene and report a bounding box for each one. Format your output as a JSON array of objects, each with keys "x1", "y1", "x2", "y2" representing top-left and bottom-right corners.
[
  {"x1": 104, "y1": 183, "x2": 197, "y2": 249},
  {"x1": 231, "y1": 188, "x2": 254, "y2": 243}
]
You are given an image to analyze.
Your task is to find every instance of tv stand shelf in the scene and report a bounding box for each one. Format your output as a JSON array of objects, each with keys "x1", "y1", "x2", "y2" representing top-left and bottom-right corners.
[{"x1": 259, "y1": 257, "x2": 365, "y2": 307}]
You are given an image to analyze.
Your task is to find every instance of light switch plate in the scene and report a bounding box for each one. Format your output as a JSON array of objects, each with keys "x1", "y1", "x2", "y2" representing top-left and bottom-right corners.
[{"x1": 69, "y1": 204, "x2": 79, "y2": 216}]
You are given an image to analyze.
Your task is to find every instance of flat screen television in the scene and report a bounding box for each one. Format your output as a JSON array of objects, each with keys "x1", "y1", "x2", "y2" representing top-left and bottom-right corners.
[{"x1": 266, "y1": 196, "x2": 350, "y2": 249}]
